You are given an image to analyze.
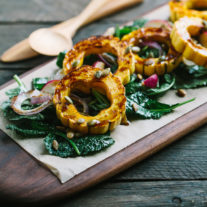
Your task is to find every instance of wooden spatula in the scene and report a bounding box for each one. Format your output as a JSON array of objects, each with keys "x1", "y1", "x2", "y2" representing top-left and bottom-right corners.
[{"x1": 1, "y1": 0, "x2": 143, "y2": 62}]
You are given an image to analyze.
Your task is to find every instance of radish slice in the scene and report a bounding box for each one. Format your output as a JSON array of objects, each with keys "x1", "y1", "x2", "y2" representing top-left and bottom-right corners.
[
  {"x1": 41, "y1": 80, "x2": 59, "y2": 95},
  {"x1": 144, "y1": 20, "x2": 172, "y2": 31},
  {"x1": 143, "y1": 74, "x2": 158, "y2": 88},
  {"x1": 11, "y1": 90, "x2": 52, "y2": 115},
  {"x1": 92, "y1": 61, "x2": 105, "y2": 69}
]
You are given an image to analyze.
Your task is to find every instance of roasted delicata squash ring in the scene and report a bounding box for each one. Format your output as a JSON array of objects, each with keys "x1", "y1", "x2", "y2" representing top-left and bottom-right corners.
[
  {"x1": 171, "y1": 17, "x2": 207, "y2": 66},
  {"x1": 169, "y1": 0, "x2": 207, "y2": 22},
  {"x1": 63, "y1": 35, "x2": 135, "y2": 85},
  {"x1": 122, "y1": 28, "x2": 181, "y2": 76},
  {"x1": 53, "y1": 66, "x2": 126, "y2": 135}
]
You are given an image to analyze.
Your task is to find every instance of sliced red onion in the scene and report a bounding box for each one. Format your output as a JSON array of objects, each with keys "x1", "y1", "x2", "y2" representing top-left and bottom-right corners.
[
  {"x1": 143, "y1": 74, "x2": 158, "y2": 88},
  {"x1": 144, "y1": 20, "x2": 172, "y2": 31},
  {"x1": 30, "y1": 95, "x2": 51, "y2": 105},
  {"x1": 11, "y1": 90, "x2": 52, "y2": 115},
  {"x1": 70, "y1": 93, "x2": 89, "y2": 114},
  {"x1": 41, "y1": 80, "x2": 59, "y2": 95},
  {"x1": 92, "y1": 61, "x2": 105, "y2": 69},
  {"x1": 141, "y1": 41, "x2": 163, "y2": 56},
  {"x1": 97, "y1": 54, "x2": 111, "y2": 67}
]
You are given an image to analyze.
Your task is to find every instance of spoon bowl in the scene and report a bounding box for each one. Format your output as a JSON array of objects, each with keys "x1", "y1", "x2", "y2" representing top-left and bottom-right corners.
[{"x1": 29, "y1": 28, "x2": 73, "y2": 56}]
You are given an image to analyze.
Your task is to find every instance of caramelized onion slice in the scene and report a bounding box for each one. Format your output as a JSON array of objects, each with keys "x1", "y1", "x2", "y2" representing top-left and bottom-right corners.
[{"x1": 11, "y1": 90, "x2": 52, "y2": 115}]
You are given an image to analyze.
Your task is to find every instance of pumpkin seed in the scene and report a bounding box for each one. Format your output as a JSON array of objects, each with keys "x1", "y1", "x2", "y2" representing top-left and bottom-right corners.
[
  {"x1": 131, "y1": 46, "x2": 140, "y2": 53},
  {"x1": 67, "y1": 131, "x2": 74, "y2": 139},
  {"x1": 72, "y1": 60, "x2": 79, "y2": 68},
  {"x1": 101, "y1": 68, "x2": 111, "y2": 76},
  {"x1": 77, "y1": 118, "x2": 85, "y2": 124},
  {"x1": 65, "y1": 96, "x2": 73, "y2": 104},
  {"x1": 95, "y1": 71, "x2": 102, "y2": 79},
  {"x1": 137, "y1": 74, "x2": 143, "y2": 80},
  {"x1": 88, "y1": 119, "x2": 100, "y2": 126},
  {"x1": 176, "y1": 89, "x2": 186, "y2": 97},
  {"x1": 52, "y1": 140, "x2": 59, "y2": 150}
]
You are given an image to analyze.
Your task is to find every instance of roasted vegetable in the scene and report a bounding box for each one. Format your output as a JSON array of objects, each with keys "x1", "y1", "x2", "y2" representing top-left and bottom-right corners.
[
  {"x1": 169, "y1": 0, "x2": 207, "y2": 22},
  {"x1": 171, "y1": 17, "x2": 207, "y2": 66},
  {"x1": 63, "y1": 35, "x2": 135, "y2": 85},
  {"x1": 122, "y1": 27, "x2": 181, "y2": 76},
  {"x1": 53, "y1": 66, "x2": 126, "y2": 134}
]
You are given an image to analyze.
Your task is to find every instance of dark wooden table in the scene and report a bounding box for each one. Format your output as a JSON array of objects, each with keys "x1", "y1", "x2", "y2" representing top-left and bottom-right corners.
[{"x1": 1, "y1": 0, "x2": 207, "y2": 206}]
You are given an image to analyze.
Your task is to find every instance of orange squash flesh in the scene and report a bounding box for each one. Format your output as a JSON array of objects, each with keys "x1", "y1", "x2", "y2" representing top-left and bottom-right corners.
[
  {"x1": 169, "y1": 0, "x2": 207, "y2": 22},
  {"x1": 53, "y1": 66, "x2": 126, "y2": 135},
  {"x1": 63, "y1": 36, "x2": 135, "y2": 85},
  {"x1": 122, "y1": 28, "x2": 181, "y2": 76}
]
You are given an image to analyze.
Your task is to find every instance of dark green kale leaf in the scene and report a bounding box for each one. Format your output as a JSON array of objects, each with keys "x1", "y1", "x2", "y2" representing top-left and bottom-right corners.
[
  {"x1": 146, "y1": 74, "x2": 175, "y2": 96},
  {"x1": 125, "y1": 74, "x2": 175, "y2": 96},
  {"x1": 6, "y1": 123, "x2": 48, "y2": 137},
  {"x1": 5, "y1": 87, "x2": 21, "y2": 99},
  {"x1": 126, "y1": 91, "x2": 195, "y2": 119},
  {"x1": 32, "y1": 77, "x2": 48, "y2": 90},
  {"x1": 44, "y1": 132, "x2": 115, "y2": 158},
  {"x1": 115, "y1": 19, "x2": 148, "y2": 39},
  {"x1": 56, "y1": 51, "x2": 67, "y2": 68},
  {"x1": 88, "y1": 89, "x2": 110, "y2": 116},
  {"x1": 173, "y1": 63, "x2": 207, "y2": 89}
]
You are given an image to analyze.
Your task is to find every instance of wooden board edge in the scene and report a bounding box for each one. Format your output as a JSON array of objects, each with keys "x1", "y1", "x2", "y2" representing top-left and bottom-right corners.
[{"x1": 2, "y1": 2, "x2": 207, "y2": 205}]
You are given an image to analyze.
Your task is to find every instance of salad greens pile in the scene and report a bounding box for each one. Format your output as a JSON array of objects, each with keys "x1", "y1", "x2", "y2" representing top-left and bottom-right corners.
[{"x1": 1, "y1": 19, "x2": 206, "y2": 158}]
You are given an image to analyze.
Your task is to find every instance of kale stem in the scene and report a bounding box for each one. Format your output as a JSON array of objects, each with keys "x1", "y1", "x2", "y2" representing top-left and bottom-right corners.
[
  {"x1": 55, "y1": 131, "x2": 80, "y2": 155},
  {"x1": 150, "y1": 98, "x2": 195, "y2": 112},
  {"x1": 13, "y1": 75, "x2": 27, "y2": 92},
  {"x1": 68, "y1": 139, "x2": 81, "y2": 155},
  {"x1": 92, "y1": 89, "x2": 110, "y2": 106}
]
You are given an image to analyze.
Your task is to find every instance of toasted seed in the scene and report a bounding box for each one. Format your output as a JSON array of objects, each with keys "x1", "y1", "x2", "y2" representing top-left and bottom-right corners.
[
  {"x1": 177, "y1": 89, "x2": 186, "y2": 97},
  {"x1": 95, "y1": 71, "x2": 102, "y2": 79},
  {"x1": 56, "y1": 126, "x2": 66, "y2": 131},
  {"x1": 137, "y1": 74, "x2": 143, "y2": 80},
  {"x1": 125, "y1": 46, "x2": 131, "y2": 54},
  {"x1": 101, "y1": 68, "x2": 111, "y2": 77},
  {"x1": 67, "y1": 131, "x2": 74, "y2": 139},
  {"x1": 131, "y1": 46, "x2": 140, "y2": 53},
  {"x1": 132, "y1": 103, "x2": 138, "y2": 112},
  {"x1": 77, "y1": 118, "x2": 85, "y2": 124},
  {"x1": 65, "y1": 96, "x2": 73, "y2": 104},
  {"x1": 52, "y1": 140, "x2": 59, "y2": 151},
  {"x1": 72, "y1": 60, "x2": 79, "y2": 68},
  {"x1": 88, "y1": 119, "x2": 100, "y2": 126}
]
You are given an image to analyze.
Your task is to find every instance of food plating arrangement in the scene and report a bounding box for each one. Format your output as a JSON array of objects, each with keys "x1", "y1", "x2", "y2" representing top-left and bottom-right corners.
[{"x1": 2, "y1": 0, "x2": 207, "y2": 158}]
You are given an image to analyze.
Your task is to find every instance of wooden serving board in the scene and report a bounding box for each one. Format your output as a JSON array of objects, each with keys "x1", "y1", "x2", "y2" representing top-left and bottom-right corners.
[{"x1": 1, "y1": 3, "x2": 207, "y2": 205}]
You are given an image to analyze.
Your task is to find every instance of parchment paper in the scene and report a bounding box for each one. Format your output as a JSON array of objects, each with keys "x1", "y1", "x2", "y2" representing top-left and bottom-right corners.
[{"x1": 0, "y1": 5, "x2": 207, "y2": 183}]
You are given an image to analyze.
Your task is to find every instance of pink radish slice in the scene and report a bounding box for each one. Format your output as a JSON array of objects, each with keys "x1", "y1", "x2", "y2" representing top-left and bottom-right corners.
[
  {"x1": 11, "y1": 90, "x2": 52, "y2": 115},
  {"x1": 41, "y1": 80, "x2": 59, "y2": 95},
  {"x1": 199, "y1": 31, "x2": 207, "y2": 48},
  {"x1": 143, "y1": 74, "x2": 158, "y2": 88},
  {"x1": 144, "y1": 20, "x2": 172, "y2": 31},
  {"x1": 92, "y1": 61, "x2": 105, "y2": 69}
]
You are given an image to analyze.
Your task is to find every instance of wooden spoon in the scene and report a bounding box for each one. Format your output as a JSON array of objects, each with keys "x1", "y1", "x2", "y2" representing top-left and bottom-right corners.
[
  {"x1": 1, "y1": 0, "x2": 142, "y2": 61},
  {"x1": 29, "y1": 0, "x2": 114, "y2": 56}
]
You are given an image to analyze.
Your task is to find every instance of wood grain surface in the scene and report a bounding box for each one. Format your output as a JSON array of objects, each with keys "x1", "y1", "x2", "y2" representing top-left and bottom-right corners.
[{"x1": 1, "y1": 1, "x2": 207, "y2": 207}]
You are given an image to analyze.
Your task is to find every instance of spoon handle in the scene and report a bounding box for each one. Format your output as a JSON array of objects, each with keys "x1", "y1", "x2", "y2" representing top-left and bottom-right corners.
[
  {"x1": 1, "y1": 0, "x2": 142, "y2": 62},
  {"x1": 56, "y1": 0, "x2": 142, "y2": 37}
]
